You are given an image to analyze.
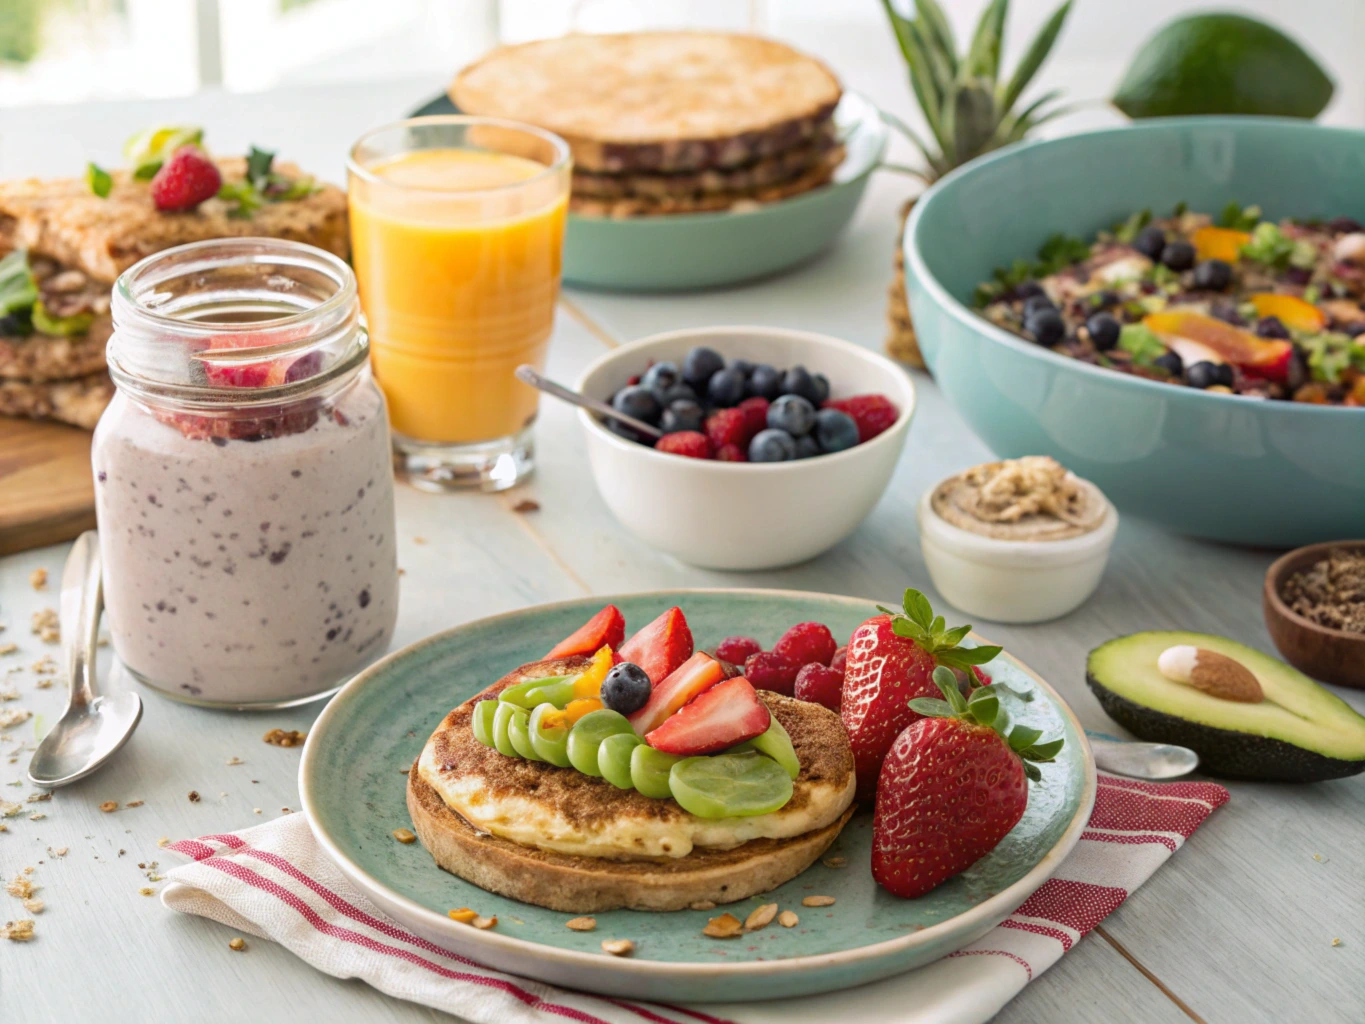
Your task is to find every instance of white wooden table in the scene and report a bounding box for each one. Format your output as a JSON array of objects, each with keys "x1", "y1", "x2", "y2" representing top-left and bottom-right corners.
[{"x1": 2, "y1": 74, "x2": 1363, "y2": 1024}]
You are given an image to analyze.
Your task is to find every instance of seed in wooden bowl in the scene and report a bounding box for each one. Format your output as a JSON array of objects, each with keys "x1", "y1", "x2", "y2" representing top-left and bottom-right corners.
[
  {"x1": 744, "y1": 903, "x2": 778, "y2": 931},
  {"x1": 601, "y1": 939, "x2": 635, "y2": 957},
  {"x1": 779, "y1": 911, "x2": 799, "y2": 928},
  {"x1": 802, "y1": 895, "x2": 836, "y2": 907},
  {"x1": 702, "y1": 913, "x2": 743, "y2": 938},
  {"x1": 391, "y1": 828, "x2": 416, "y2": 844},
  {"x1": 566, "y1": 917, "x2": 597, "y2": 932}
]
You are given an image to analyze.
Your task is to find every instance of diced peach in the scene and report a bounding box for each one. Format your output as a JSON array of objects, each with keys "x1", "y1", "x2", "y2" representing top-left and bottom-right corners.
[
  {"x1": 1143, "y1": 311, "x2": 1293, "y2": 381},
  {"x1": 572, "y1": 646, "x2": 615, "y2": 699},
  {"x1": 1191, "y1": 226, "x2": 1251, "y2": 264},
  {"x1": 1249, "y1": 293, "x2": 1326, "y2": 332},
  {"x1": 563, "y1": 698, "x2": 603, "y2": 725}
]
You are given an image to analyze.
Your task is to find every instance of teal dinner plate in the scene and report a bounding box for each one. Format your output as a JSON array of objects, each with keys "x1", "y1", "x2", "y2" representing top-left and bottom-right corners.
[
  {"x1": 410, "y1": 92, "x2": 888, "y2": 291},
  {"x1": 300, "y1": 590, "x2": 1095, "y2": 1002}
]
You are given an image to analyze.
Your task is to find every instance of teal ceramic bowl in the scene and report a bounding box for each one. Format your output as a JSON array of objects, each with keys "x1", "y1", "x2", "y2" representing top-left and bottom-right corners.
[
  {"x1": 300, "y1": 590, "x2": 1095, "y2": 1003},
  {"x1": 905, "y1": 117, "x2": 1365, "y2": 548}
]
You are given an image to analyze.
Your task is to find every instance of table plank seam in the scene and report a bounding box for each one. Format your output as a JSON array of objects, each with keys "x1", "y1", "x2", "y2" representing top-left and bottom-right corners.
[
  {"x1": 498, "y1": 491, "x2": 594, "y2": 596},
  {"x1": 1095, "y1": 925, "x2": 1207, "y2": 1023},
  {"x1": 560, "y1": 295, "x2": 621, "y2": 350}
]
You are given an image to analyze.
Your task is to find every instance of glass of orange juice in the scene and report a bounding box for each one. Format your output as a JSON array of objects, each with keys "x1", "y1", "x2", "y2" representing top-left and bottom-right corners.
[{"x1": 347, "y1": 116, "x2": 571, "y2": 491}]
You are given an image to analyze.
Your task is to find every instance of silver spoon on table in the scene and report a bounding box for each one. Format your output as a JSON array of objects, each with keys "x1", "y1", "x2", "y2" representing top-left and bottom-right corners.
[
  {"x1": 28, "y1": 531, "x2": 142, "y2": 788},
  {"x1": 1088, "y1": 735, "x2": 1199, "y2": 780},
  {"x1": 515, "y1": 364, "x2": 664, "y2": 440}
]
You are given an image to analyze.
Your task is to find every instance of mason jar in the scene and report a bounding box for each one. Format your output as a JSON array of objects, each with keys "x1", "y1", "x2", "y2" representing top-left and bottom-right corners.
[{"x1": 94, "y1": 238, "x2": 399, "y2": 709}]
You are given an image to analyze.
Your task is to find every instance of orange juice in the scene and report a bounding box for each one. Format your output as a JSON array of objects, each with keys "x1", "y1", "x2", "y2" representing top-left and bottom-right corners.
[{"x1": 349, "y1": 145, "x2": 568, "y2": 446}]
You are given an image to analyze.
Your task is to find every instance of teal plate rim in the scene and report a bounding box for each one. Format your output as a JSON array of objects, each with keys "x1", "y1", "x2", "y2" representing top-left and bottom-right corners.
[{"x1": 299, "y1": 588, "x2": 1097, "y2": 989}]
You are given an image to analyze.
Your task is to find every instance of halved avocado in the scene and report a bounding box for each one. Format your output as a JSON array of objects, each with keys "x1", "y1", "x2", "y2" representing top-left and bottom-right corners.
[{"x1": 1087, "y1": 631, "x2": 1365, "y2": 782}]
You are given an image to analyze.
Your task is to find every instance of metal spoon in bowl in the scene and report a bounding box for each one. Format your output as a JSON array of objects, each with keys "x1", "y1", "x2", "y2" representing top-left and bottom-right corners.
[
  {"x1": 515, "y1": 364, "x2": 664, "y2": 440},
  {"x1": 1089, "y1": 735, "x2": 1199, "y2": 780},
  {"x1": 28, "y1": 531, "x2": 143, "y2": 788}
]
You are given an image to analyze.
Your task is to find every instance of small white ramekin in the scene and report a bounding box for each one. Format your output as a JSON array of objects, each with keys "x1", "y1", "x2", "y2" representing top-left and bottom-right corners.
[{"x1": 917, "y1": 483, "x2": 1118, "y2": 624}]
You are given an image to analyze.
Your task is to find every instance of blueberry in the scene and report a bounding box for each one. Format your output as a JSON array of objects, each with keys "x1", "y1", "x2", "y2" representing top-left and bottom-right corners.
[
  {"x1": 1185, "y1": 361, "x2": 1228, "y2": 389},
  {"x1": 767, "y1": 394, "x2": 816, "y2": 436},
  {"x1": 1133, "y1": 225, "x2": 1167, "y2": 260},
  {"x1": 1192, "y1": 259, "x2": 1231, "y2": 291},
  {"x1": 1023, "y1": 294, "x2": 1055, "y2": 317},
  {"x1": 780, "y1": 366, "x2": 822, "y2": 404},
  {"x1": 811, "y1": 373, "x2": 830, "y2": 405},
  {"x1": 640, "y1": 361, "x2": 680, "y2": 394},
  {"x1": 814, "y1": 408, "x2": 859, "y2": 452},
  {"x1": 1014, "y1": 281, "x2": 1047, "y2": 300},
  {"x1": 1255, "y1": 316, "x2": 1290, "y2": 340},
  {"x1": 1024, "y1": 309, "x2": 1065, "y2": 345},
  {"x1": 794, "y1": 436, "x2": 821, "y2": 459},
  {"x1": 731, "y1": 359, "x2": 756, "y2": 377},
  {"x1": 1160, "y1": 241, "x2": 1196, "y2": 271},
  {"x1": 660, "y1": 382, "x2": 698, "y2": 406},
  {"x1": 1153, "y1": 350, "x2": 1183, "y2": 376},
  {"x1": 707, "y1": 367, "x2": 747, "y2": 407},
  {"x1": 611, "y1": 384, "x2": 661, "y2": 424},
  {"x1": 1346, "y1": 322, "x2": 1365, "y2": 338},
  {"x1": 661, "y1": 399, "x2": 704, "y2": 434},
  {"x1": 747, "y1": 364, "x2": 783, "y2": 400},
  {"x1": 600, "y1": 662, "x2": 652, "y2": 715},
  {"x1": 1085, "y1": 312, "x2": 1121, "y2": 352},
  {"x1": 682, "y1": 347, "x2": 725, "y2": 389},
  {"x1": 1287, "y1": 346, "x2": 1308, "y2": 391},
  {"x1": 749, "y1": 428, "x2": 797, "y2": 462}
]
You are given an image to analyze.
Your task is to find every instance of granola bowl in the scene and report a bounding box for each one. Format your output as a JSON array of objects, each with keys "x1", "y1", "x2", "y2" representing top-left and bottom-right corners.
[{"x1": 904, "y1": 117, "x2": 1365, "y2": 547}]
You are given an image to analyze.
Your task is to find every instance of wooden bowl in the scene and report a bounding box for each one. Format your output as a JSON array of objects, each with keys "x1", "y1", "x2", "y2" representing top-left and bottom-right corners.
[{"x1": 1263, "y1": 541, "x2": 1365, "y2": 690}]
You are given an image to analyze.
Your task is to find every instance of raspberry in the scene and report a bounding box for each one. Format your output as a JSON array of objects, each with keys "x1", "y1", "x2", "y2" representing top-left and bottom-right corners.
[
  {"x1": 714, "y1": 443, "x2": 747, "y2": 462},
  {"x1": 794, "y1": 662, "x2": 844, "y2": 712},
  {"x1": 704, "y1": 408, "x2": 749, "y2": 450},
  {"x1": 823, "y1": 393, "x2": 898, "y2": 442},
  {"x1": 737, "y1": 396, "x2": 770, "y2": 438},
  {"x1": 743, "y1": 650, "x2": 799, "y2": 696},
  {"x1": 830, "y1": 645, "x2": 848, "y2": 674},
  {"x1": 773, "y1": 622, "x2": 837, "y2": 667},
  {"x1": 715, "y1": 636, "x2": 762, "y2": 665},
  {"x1": 149, "y1": 145, "x2": 223, "y2": 212},
  {"x1": 655, "y1": 430, "x2": 712, "y2": 459}
]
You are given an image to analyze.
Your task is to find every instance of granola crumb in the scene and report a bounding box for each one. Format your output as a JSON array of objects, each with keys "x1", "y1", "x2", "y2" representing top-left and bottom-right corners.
[
  {"x1": 0, "y1": 707, "x2": 32, "y2": 730},
  {"x1": 702, "y1": 913, "x2": 743, "y2": 939},
  {"x1": 565, "y1": 917, "x2": 597, "y2": 932},
  {"x1": 187, "y1": 791, "x2": 200, "y2": 803},
  {"x1": 138, "y1": 887, "x2": 155, "y2": 896},
  {"x1": 30, "y1": 609, "x2": 59, "y2": 644},
  {"x1": 744, "y1": 903, "x2": 778, "y2": 931},
  {"x1": 689, "y1": 900, "x2": 716, "y2": 911},
  {"x1": 512, "y1": 499, "x2": 540, "y2": 513},
  {"x1": 412, "y1": 536, "x2": 428, "y2": 545},
  {"x1": 399, "y1": 767, "x2": 410, "y2": 774},
  {"x1": 0, "y1": 688, "x2": 16, "y2": 700},
  {"x1": 5, "y1": 876, "x2": 36, "y2": 899},
  {"x1": 229, "y1": 937, "x2": 247, "y2": 951},
  {"x1": 125, "y1": 800, "x2": 144, "y2": 808},
  {"x1": 472, "y1": 915, "x2": 497, "y2": 930},
  {"x1": 156, "y1": 837, "x2": 170, "y2": 848},
  {"x1": 25, "y1": 791, "x2": 50, "y2": 803},
  {"x1": 779, "y1": 910, "x2": 799, "y2": 928},
  {"x1": 253, "y1": 808, "x2": 262, "y2": 815},
  {"x1": 1332, "y1": 937, "x2": 1342, "y2": 947},
  {"x1": 26, "y1": 812, "x2": 44, "y2": 821},
  {"x1": 51, "y1": 847, "x2": 67, "y2": 857},
  {"x1": 391, "y1": 828, "x2": 416, "y2": 844},
  {"x1": 601, "y1": 938, "x2": 634, "y2": 957},
  {"x1": 0, "y1": 800, "x2": 22, "y2": 818},
  {"x1": 802, "y1": 895, "x2": 836, "y2": 908},
  {"x1": 29, "y1": 568, "x2": 47, "y2": 591},
  {"x1": 821, "y1": 856, "x2": 848, "y2": 869},
  {"x1": 22, "y1": 898, "x2": 43, "y2": 914},
  {"x1": 263, "y1": 728, "x2": 306, "y2": 748},
  {"x1": 2, "y1": 919, "x2": 34, "y2": 941},
  {"x1": 99, "y1": 801, "x2": 119, "y2": 813},
  {"x1": 0, "y1": 645, "x2": 16, "y2": 657},
  {"x1": 225, "y1": 756, "x2": 244, "y2": 766}
]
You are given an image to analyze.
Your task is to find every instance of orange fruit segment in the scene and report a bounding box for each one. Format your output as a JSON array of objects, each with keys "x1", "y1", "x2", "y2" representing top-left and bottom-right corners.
[
  {"x1": 1142, "y1": 311, "x2": 1293, "y2": 381},
  {"x1": 1191, "y1": 226, "x2": 1251, "y2": 264},
  {"x1": 563, "y1": 698, "x2": 604, "y2": 725},
  {"x1": 1249, "y1": 292, "x2": 1326, "y2": 332},
  {"x1": 572, "y1": 646, "x2": 615, "y2": 699}
]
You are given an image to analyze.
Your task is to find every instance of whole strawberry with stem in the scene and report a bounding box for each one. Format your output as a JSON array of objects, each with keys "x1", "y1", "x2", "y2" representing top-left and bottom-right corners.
[
  {"x1": 841, "y1": 588, "x2": 1000, "y2": 802},
  {"x1": 872, "y1": 666, "x2": 1063, "y2": 898}
]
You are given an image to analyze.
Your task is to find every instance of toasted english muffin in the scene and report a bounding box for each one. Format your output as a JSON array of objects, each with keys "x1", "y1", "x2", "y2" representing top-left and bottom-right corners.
[
  {"x1": 409, "y1": 657, "x2": 856, "y2": 912},
  {"x1": 0, "y1": 315, "x2": 110, "y2": 382}
]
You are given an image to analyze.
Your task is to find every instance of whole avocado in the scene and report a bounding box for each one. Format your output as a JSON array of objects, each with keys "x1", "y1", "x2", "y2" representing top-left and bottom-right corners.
[{"x1": 1113, "y1": 13, "x2": 1334, "y2": 120}]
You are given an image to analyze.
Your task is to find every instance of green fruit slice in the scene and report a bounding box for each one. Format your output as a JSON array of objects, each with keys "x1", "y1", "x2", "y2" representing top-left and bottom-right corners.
[
  {"x1": 669, "y1": 751, "x2": 794, "y2": 818},
  {"x1": 599, "y1": 733, "x2": 643, "y2": 790},
  {"x1": 498, "y1": 675, "x2": 572, "y2": 709},
  {"x1": 507, "y1": 707, "x2": 540, "y2": 760},
  {"x1": 1113, "y1": 14, "x2": 1333, "y2": 119},
  {"x1": 471, "y1": 700, "x2": 499, "y2": 747},
  {"x1": 528, "y1": 703, "x2": 572, "y2": 767},
  {"x1": 566, "y1": 709, "x2": 634, "y2": 777},
  {"x1": 631, "y1": 744, "x2": 683, "y2": 798},
  {"x1": 745, "y1": 715, "x2": 801, "y2": 780},
  {"x1": 492, "y1": 701, "x2": 523, "y2": 758}
]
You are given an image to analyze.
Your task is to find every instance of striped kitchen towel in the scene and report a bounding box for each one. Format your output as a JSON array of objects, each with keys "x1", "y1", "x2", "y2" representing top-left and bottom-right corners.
[{"x1": 161, "y1": 772, "x2": 1228, "y2": 1024}]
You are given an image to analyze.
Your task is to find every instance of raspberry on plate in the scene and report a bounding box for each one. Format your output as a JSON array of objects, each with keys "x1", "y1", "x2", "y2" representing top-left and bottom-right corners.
[
  {"x1": 794, "y1": 662, "x2": 843, "y2": 712},
  {"x1": 737, "y1": 396, "x2": 770, "y2": 438},
  {"x1": 150, "y1": 145, "x2": 223, "y2": 212},
  {"x1": 830, "y1": 645, "x2": 848, "y2": 673},
  {"x1": 704, "y1": 408, "x2": 749, "y2": 450},
  {"x1": 773, "y1": 622, "x2": 837, "y2": 667},
  {"x1": 714, "y1": 443, "x2": 747, "y2": 462},
  {"x1": 715, "y1": 635, "x2": 762, "y2": 665},
  {"x1": 656, "y1": 431, "x2": 713, "y2": 459},
  {"x1": 743, "y1": 650, "x2": 799, "y2": 696},
  {"x1": 823, "y1": 393, "x2": 898, "y2": 443}
]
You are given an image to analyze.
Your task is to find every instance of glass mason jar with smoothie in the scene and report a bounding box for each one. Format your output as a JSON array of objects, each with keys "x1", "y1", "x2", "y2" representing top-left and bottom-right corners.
[
  {"x1": 94, "y1": 238, "x2": 400, "y2": 709},
  {"x1": 347, "y1": 116, "x2": 571, "y2": 491}
]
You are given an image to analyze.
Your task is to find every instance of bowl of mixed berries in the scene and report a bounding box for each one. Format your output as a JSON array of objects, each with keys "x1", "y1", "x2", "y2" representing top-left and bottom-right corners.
[{"x1": 576, "y1": 326, "x2": 915, "y2": 569}]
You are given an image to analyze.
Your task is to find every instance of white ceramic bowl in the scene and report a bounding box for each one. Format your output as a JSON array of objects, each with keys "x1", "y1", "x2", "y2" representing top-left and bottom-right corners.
[
  {"x1": 576, "y1": 326, "x2": 916, "y2": 570},
  {"x1": 917, "y1": 485, "x2": 1118, "y2": 624}
]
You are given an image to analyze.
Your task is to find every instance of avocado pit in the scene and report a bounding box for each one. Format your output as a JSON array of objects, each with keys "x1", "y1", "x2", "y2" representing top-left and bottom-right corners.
[{"x1": 1157, "y1": 645, "x2": 1263, "y2": 703}]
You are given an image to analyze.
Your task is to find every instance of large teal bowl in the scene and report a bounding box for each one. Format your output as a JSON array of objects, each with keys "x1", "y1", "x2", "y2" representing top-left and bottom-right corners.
[{"x1": 905, "y1": 117, "x2": 1365, "y2": 548}]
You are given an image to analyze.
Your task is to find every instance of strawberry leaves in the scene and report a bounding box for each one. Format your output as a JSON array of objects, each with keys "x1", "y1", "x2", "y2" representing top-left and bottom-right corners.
[
  {"x1": 879, "y1": 588, "x2": 1002, "y2": 670},
  {"x1": 908, "y1": 666, "x2": 1063, "y2": 782}
]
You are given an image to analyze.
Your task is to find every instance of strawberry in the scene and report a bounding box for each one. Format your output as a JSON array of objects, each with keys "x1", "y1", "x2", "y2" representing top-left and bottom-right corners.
[
  {"x1": 546, "y1": 605, "x2": 625, "y2": 659},
  {"x1": 618, "y1": 607, "x2": 693, "y2": 685},
  {"x1": 737, "y1": 396, "x2": 770, "y2": 438},
  {"x1": 743, "y1": 650, "x2": 799, "y2": 696},
  {"x1": 714, "y1": 443, "x2": 747, "y2": 462},
  {"x1": 704, "y1": 408, "x2": 749, "y2": 450},
  {"x1": 793, "y1": 662, "x2": 843, "y2": 712},
  {"x1": 645, "y1": 676, "x2": 770, "y2": 755},
  {"x1": 628, "y1": 651, "x2": 725, "y2": 735},
  {"x1": 872, "y1": 667, "x2": 1062, "y2": 898},
  {"x1": 656, "y1": 431, "x2": 712, "y2": 459},
  {"x1": 842, "y1": 589, "x2": 1000, "y2": 803},
  {"x1": 715, "y1": 636, "x2": 762, "y2": 665},
  {"x1": 150, "y1": 145, "x2": 222, "y2": 211},
  {"x1": 823, "y1": 394, "x2": 898, "y2": 443},
  {"x1": 773, "y1": 621, "x2": 837, "y2": 667}
]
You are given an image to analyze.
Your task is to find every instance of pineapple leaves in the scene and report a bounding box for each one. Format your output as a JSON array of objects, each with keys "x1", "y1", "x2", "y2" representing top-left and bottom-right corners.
[
  {"x1": 913, "y1": 0, "x2": 958, "y2": 75},
  {"x1": 965, "y1": 0, "x2": 1008, "y2": 80},
  {"x1": 952, "y1": 80, "x2": 999, "y2": 164},
  {"x1": 999, "y1": 0, "x2": 1073, "y2": 114}
]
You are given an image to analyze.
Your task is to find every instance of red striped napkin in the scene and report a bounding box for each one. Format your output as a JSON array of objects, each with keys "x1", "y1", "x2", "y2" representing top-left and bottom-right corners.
[{"x1": 161, "y1": 773, "x2": 1227, "y2": 1024}]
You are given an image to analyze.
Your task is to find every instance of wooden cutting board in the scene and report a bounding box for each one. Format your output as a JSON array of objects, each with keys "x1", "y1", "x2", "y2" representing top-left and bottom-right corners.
[{"x1": 0, "y1": 417, "x2": 96, "y2": 555}]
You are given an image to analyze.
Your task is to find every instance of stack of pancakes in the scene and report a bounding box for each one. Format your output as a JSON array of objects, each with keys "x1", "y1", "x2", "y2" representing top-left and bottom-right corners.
[
  {"x1": 0, "y1": 160, "x2": 349, "y2": 429},
  {"x1": 451, "y1": 32, "x2": 845, "y2": 218}
]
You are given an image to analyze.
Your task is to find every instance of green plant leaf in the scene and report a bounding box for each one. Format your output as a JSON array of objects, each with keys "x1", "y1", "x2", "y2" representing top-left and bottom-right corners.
[
  {"x1": 908, "y1": 16, "x2": 954, "y2": 99},
  {"x1": 1008, "y1": 725, "x2": 1043, "y2": 752},
  {"x1": 902, "y1": 589, "x2": 935, "y2": 629},
  {"x1": 952, "y1": 80, "x2": 999, "y2": 164},
  {"x1": 934, "y1": 644, "x2": 1003, "y2": 669},
  {"x1": 246, "y1": 145, "x2": 276, "y2": 185},
  {"x1": 1023, "y1": 761, "x2": 1042, "y2": 783},
  {"x1": 931, "y1": 665, "x2": 968, "y2": 713},
  {"x1": 965, "y1": 0, "x2": 1008, "y2": 80},
  {"x1": 1022, "y1": 737, "x2": 1065, "y2": 761},
  {"x1": 967, "y1": 687, "x2": 999, "y2": 727},
  {"x1": 914, "y1": 0, "x2": 958, "y2": 74},
  {"x1": 940, "y1": 624, "x2": 972, "y2": 647},
  {"x1": 885, "y1": 0, "x2": 949, "y2": 153},
  {"x1": 908, "y1": 697, "x2": 955, "y2": 718},
  {"x1": 86, "y1": 162, "x2": 112, "y2": 198},
  {"x1": 0, "y1": 250, "x2": 37, "y2": 316},
  {"x1": 999, "y1": 0, "x2": 1072, "y2": 113},
  {"x1": 877, "y1": 108, "x2": 944, "y2": 176}
]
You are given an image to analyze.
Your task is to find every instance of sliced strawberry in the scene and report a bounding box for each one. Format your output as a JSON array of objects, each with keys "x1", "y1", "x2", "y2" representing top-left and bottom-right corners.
[
  {"x1": 618, "y1": 606, "x2": 693, "y2": 685},
  {"x1": 200, "y1": 329, "x2": 312, "y2": 388},
  {"x1": 1142, "y1": 311, "x2": 1293, "y2": 381},
  {"x1": 546, "y1": 605, "x2": 626, "y2": 659},
  {"x1": 645, "y1": 676, "x2": 770, "y2": 755},
  {"x1": 628, "y1": 651, "x2": 723, "y2": 736}
]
